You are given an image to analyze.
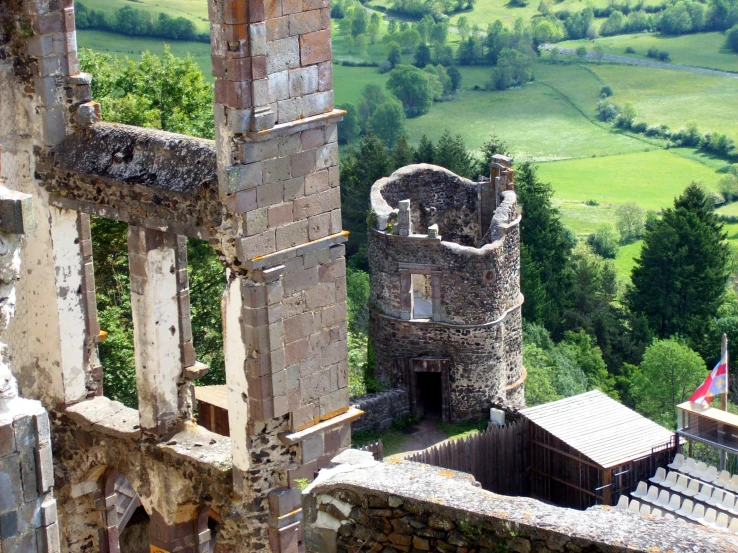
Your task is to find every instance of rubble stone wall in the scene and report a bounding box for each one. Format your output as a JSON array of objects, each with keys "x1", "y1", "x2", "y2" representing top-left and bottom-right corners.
[
  {"x1": 367, "y1": 165, "x2": 524, "y2": 421},
  {"x1": 350, "y1": 389, "x2": 410, "y2": 434},
  {"x1": 303, "y1": 451, "x2": 738, "y2": 553}
]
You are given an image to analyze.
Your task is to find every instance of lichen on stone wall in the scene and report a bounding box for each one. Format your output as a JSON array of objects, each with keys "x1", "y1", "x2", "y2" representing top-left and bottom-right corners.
[{"x1": 304, "y1": 451, "x2": 738, "y2": 553}]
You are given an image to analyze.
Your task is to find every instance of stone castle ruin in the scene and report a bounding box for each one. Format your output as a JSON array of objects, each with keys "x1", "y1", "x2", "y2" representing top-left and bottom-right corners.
[
  {"x1": 1, "y1": 1, "x2": 737, "y2": 552},
  {"x1": 1, "y1": 0, "x2": 355, "y2": 550},
  {"x1": 367, "y1": 159, "x2": 525, "y2": 422}
]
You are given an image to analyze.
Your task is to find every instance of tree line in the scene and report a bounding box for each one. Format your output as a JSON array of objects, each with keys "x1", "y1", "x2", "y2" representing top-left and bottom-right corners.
[{"x1": 75, "y1": 2, "x2": 210, "y2": 43}]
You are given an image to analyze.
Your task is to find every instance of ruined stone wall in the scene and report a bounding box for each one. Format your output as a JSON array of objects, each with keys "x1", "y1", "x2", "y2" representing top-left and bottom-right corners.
[
  {"x1": 367, "y1": 165, "x2": 524, "y2": 421},
  {"x1": 369, "y1": 309, "x2": 523, "y2": 421},
  {"x1": 303, "y1": 450, "x2": 738, "y2": 553},
  {"x1": 367, "y1": 228, "x2": 521, "y2": 325},
  {"x1": 371, "y1": 165, "x2": 480, "y2": 246},
  {"x1": 1, "y1": 400, "x2": 60, "y2": 553},
  {"x1": 350, "y1": 390, "x2": 410, "y2": 434}
]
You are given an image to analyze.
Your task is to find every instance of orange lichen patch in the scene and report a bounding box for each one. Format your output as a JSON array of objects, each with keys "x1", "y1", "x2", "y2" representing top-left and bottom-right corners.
[
  {"x1": 645, "y1": 547, "x2": 661, "y2": 553},
  {"x1": 439, "y1": 470, "x2": 455, "y2": 478},
  {"x1": 320, "y1": 405, "x2": 349, "y2": 422}
]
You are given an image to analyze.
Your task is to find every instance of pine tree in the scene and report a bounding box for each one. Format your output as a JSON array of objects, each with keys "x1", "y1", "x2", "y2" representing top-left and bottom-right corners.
[
  {"x1": 434, "y1": 130, "x2": 476, "y2": 179},
  {"x1": 627, "y1": 183, "x2": 730, "y2": 353},
  {"x1": 391, "y1": 134, "x2": 415, "y2": 170},
  {"x1": 515, "y1": 162, "x2": 575, "y2": 335},
  {"x1": 340, "y1": 133, "x2": 393, "y2": 268},
  {"x1": 413, "y1": 134, "x2": 435, "y2": 164}
]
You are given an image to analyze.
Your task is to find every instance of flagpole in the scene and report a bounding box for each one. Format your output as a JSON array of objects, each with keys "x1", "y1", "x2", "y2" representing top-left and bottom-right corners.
[
  {"x1": 721, "y1": 333, "x2": 728, "y2": 471},
  {"x1": 722, "y1": 333, "x2": 728, "y2": 412}
]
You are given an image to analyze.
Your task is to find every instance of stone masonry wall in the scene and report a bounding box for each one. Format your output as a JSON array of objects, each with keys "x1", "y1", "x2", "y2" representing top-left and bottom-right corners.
[
  {"x1": 350, "y1": 390, "x2": 410, "y2": 434},
  {"x1": 1, "y1": 401, "x2": 59, "y2": 553},
  {"x1": 303, "y1": 450, "x2": 738, "y2": 553},
  {"x1": 371, "y1": 165, "x2": 480, "y2": 246},
  {"x1": 370, "y1": 309, "x2": 523, "y2": 421},
  {"x1": 367, "y1": 164, "x2": 524, "y2": 421}
]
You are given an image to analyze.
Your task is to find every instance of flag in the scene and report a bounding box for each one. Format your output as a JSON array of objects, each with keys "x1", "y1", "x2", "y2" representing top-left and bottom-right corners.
[{"x1": 689, "y1": 351, "x2": 728, "y2": 406}]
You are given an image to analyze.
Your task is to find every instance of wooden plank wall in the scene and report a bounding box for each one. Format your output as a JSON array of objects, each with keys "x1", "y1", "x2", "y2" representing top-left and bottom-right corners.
[
  {"x1": 403, "y1": 420, "x2": 528, "y2": 496},
  {"x1": 358, "y1": 440, "x2": 384, "y2": 461}
]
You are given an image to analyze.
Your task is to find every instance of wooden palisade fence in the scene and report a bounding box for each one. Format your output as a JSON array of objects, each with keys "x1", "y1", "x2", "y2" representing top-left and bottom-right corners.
[
  {"x1": 359, "y1": 440, "x2": 384, "y2": 461},
  {"x1": 404, "y1": 420, "x2": 528, "y2": 496}
]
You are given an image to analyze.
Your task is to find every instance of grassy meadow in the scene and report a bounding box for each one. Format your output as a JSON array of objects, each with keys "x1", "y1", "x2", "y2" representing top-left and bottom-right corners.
[
  {"x1": 77, "y1": 30, "x2": 213, "y2": 76},
  {"x1": 559, "y1": 32, "x2": 738, "y2": 73},
  {"x1": 79, "y1": 0, "x2": 211, "y2": 32}
]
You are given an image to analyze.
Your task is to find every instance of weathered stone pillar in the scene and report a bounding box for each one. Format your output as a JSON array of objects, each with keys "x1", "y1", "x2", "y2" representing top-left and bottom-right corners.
[
  {"x1": 47, "y1": 207, "x2": 97, "y2": 405},
  {"x1": 0, "y1": 400, "x2": 60, "y2": 553},
  {"x1": 149, "y1": 510, "x2": 210, "y2": 553},
  {"x1": 128, "y1": 226, "x2": 194, "y2": 435}
]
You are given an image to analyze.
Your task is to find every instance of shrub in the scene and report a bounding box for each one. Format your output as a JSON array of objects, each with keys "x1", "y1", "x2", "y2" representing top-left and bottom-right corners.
[
  {"x1": 727, "y1": 25, "x2": 738, "y2": 53},
  {"x1": 596, "y1": 100, "x2": 620, "y2": 122},
  {"x1": 585, "y1": 199, "x2": 599, "y2": 206},
  {"x1": 625, "y1": 46, "x2": 636, "y2": 53},
  {"x1": 378, "y1": 60, "x2": 393, "y2": 73},
  {"x1": 645, "y1": 125, "x2": 662, "y2": 137},
  {"x1": 587, "y1": 223, "x2": 620, "y2": 258},
  {"x1": 647, "y1": 46, "x2": 659, "y2": 58},
  {"x1": 600, "y1": 85, "x2": 613, "y2": 97},
  {"x1": 632, "y1": 121, "x2": 648, "y2": 133},
  {"x1": 657, "y1": 50, "x2": 670, "y2": 61}
]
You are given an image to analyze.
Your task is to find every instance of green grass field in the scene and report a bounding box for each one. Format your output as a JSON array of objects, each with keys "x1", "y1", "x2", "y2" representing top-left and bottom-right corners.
[
  {"x1": 539, "y1": 150, "x2": 724, "y2": 210},
  {"x1": 559, "y1": 32, "x2": 738, "y2": 73},
  {"x1": 77, "y1": 30, "x2": 213, "y2": 76},
  {"x1": 79, "y1": 0, "x2": 210, "y2": 32},
  {"x1": 586, "y1": 64, "x2": 738, "y2": 144}
]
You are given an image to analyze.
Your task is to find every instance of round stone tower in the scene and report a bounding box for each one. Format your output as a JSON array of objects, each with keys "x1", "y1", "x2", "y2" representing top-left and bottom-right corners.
[{"x1": 367, "y1": 159, "x2": 525, "y2": 422}]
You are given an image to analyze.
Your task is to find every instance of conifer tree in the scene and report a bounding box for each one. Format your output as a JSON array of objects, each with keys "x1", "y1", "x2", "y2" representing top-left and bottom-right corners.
[
  {"x1": 627, "y1": 183, "x2": 730, "y2": 353},
  {"x1": 391, "y1": 134, "x2": 415, "y2": 170},
  {"x1": 434, "y1": 130, "x2": 476, "y2": 179},
  {"x1": 340, "y1": 133, "x2": 393, "y2": 268},
  {"x1": 515, "y1": 162, "x2": 575, "y2": 335},
  {"x1": 413, "y1": 134, "x2": 435, "y2": 164}
]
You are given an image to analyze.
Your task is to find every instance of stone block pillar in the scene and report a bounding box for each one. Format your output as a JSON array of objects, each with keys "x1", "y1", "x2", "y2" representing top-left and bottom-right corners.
[
  {"x1": 48, "y1": 208, "x2": 99, "y2": 405},
  {"x1": 128, "y1": 226, "x2": 194, "y2": 435},
  {"x1": 0, "y1": 401, "x2": 60, "y2": 553},
  {"x1": 149, "y1": 510, "x2": 211, "y2": 553}
]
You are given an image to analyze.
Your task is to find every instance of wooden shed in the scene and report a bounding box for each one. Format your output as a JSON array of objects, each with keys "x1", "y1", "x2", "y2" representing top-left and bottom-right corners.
[
  {"x1": 521, "y1": 390, "x2": 677, "y2": 510},
  {"x1": 194, "y1": 385, "x2": 230, "y2": 436}
]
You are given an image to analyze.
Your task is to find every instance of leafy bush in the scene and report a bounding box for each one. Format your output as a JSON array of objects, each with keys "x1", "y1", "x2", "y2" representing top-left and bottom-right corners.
[
  {"x1": 596, "y1": 100, "x2": 620, "y2": 122},
  {"x1": 600, "y1": 85, "x2": 613, "y2": 97},
  {"x1": 587, "y1": 223, "x2": 621, "y2": 258},
  {"x1": 727, "y1": 25, "x2": 738, "y2": 53},
  {"x1": 625, "y1": 46, "x2": 636, "y2": 53}
]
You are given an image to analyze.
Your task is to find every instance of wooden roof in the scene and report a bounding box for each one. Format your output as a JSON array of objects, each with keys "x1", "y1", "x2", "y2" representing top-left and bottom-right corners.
[
  {"x1": 194, "y1": 385, "x2": 229, "y2": 409},
  {"x1": 521, "y1": 390, "x2": 675, "y2": 469}
]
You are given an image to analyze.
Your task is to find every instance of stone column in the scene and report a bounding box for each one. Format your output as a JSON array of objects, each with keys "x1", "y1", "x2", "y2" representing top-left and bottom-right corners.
[
  {"x1": 128, "y1": 226, "x2": 193, "y2": 436},
  {"x1": 0, "y1": 402, "x2": 59, "y2": 553},
  {"x1": 149, "y1": 510, "x2": 210, "y2": 553},
  {"x1": 48, "y1": 207, "x2": 96, "y2": 405}
]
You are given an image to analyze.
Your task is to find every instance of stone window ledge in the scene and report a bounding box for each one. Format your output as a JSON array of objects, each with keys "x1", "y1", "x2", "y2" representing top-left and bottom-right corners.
[
  {"x1": 65, "y1": 397, "x2": 233, "y2": 472},
  {"x1": 156, "y1": 422, "x2": 232, "y2": 473},
  {"x1": 65, "y1": 396, "x2": 142, "y2": 440},
  {"x1": 244, "y1": 231, "x2": 348, "y2": 270},
  {"x1": 279, "y1": 407, "x2": 363, "y2": 446},
  {"x1": 242, "y1": 109, "x2": 346, "y2": 142}
]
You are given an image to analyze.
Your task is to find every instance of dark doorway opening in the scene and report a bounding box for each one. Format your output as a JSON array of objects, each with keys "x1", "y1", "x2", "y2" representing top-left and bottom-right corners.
[
  {"x1": 119, "y1": 506, "x2": 150, "y2": 553},
  {"x1": 417, "y1": 372, "x2": 443, "y2": 419}
]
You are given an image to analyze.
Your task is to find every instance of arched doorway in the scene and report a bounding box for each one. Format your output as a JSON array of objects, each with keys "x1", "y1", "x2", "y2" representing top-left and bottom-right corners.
[{"x1": 103, "y1": 471, "x2": 148, "y2": 553}]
